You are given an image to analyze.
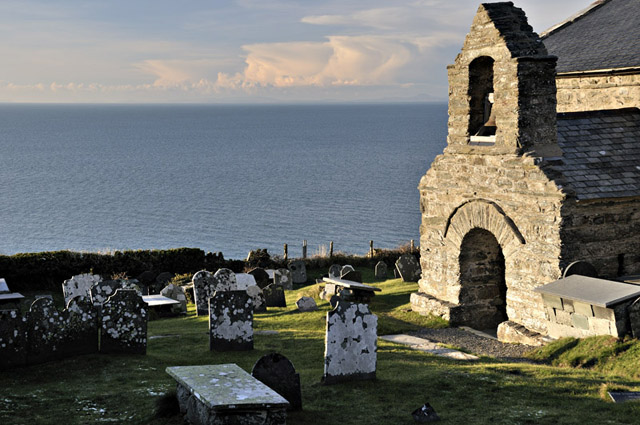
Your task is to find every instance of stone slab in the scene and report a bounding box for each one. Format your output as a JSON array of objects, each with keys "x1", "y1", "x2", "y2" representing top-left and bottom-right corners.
[
  {"x1": 142, "y1": 295, "x2": 181, "y2": 307},
  {"x1": 166, "y1": 364, "x2": 290, "y2": 410},
  {"x1": 322, "y1": 278, "x2": 381, "y2": 292},
  {"x1": 379, "y1": 334, "x2": 479, "y2": 360},
  {"x1": 0, "y1": 278, "x2": 9, "y2": 293},
  {"x1": 608, "y1": 391, "x2": 640, "y2": 403},
  {"x1": 0, "y1": 293, "x2": 24, "y2": 301},
  {"x1": 534, "y1": 275, "x2": 640, "y2": 307}
]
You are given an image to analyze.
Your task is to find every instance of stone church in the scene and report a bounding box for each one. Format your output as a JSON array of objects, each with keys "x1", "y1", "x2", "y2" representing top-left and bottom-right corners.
[{"x1": 410, "y1": 0, "x2": 640, "y2": 343}]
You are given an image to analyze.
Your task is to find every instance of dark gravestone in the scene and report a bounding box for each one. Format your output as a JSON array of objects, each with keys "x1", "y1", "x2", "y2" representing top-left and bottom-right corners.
[
  {"x1": 264, "y1": 284, "x2": 286, "y2": 308},
  {"x1": 329, "y1": 295, "x2": 341, "y2": 309},
  {"x1": 412, "y1": 403, "x2": 440, "y2": 422},
  {"x1": 328, "y1": 264, "x2": 341, "y2": 279},
  {"x1": 563, "y1": 261, "x2": 598, "y2": 278},
  {"x1": 153, "y1": 272, "x2": 174, "y2": 294},
  {"x1": 137, "y1": 270, "x2": 156, "y2": 295},
  {"x1": 90, "y1": 280, "x2": 126, "y2": 307},
  {"x1": 209, "y1": 290, "x2": 253, "y2": 351},
  {"x1": 0, "y1": 309, "x2": 28, "y2": 369},
  {"x1": 341, "y1": 270, "x2": 362, "y2": 283},
  {"x1": 26, "y1": 297, "x2": 65, "y2": 364},
  {"x1": 288, "y1": 260, "x2": 307, "y2": 285},
  {"x1": 192, "y1": 269, "x2": 236, "y2": 316},
  {"x1": 375, "y1": 261, "x2": 388, "y2": 279},
  {"x1": 395, "y1": 254, "x2": 421, "y2": 282},
  {"x1": 100, "y1": 289, "x2": 148, "y2": 354},
  {"x1": 249, "y1": 267, "x2": 271, "y2": 289},
  {"x1": 60, "y1": 296, "x2": 99, "y2": 357},
  {"x1": 252, "y1": 353, "x2": 302, "y2": 411}
]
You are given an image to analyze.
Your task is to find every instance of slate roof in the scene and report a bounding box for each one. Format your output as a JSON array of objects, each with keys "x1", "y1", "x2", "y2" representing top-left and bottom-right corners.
[
  {"x1": 541, "y1": 0, "x2": 640, "y2": 73},
  {"x1": 555, "y1": 108, "x2": 640, "y2": 200}
]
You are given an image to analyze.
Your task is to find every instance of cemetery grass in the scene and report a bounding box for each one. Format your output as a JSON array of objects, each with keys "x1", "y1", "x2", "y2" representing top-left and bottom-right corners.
[{"x1": 1, "y1": 271, "x2": 639, "y2": 424}]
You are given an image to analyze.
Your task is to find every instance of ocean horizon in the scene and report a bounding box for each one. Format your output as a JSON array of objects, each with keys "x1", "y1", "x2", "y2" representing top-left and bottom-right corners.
[{"x1": 0, "y1": 102, "x2": 448, "y2": 259}]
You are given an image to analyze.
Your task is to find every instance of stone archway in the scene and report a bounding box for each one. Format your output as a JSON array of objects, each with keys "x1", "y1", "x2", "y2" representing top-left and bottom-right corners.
[{"x1": 458, "y1": 228, "x2": 507, "y2": 330}]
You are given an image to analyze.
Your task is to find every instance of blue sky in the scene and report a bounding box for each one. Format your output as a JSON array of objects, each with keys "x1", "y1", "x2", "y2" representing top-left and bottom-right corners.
[{"x1": 0, "y1": 0, "x2": 589, "y2": 103}]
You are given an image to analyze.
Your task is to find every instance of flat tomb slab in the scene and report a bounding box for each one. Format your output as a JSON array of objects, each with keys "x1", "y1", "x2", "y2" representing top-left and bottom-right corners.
[
  {"x1": 166, "y1": 364, "x2": 289, "y2": 410},
  {"x1": 608, "y1": 391, "x2": 640, "y2": 403},
  {"x1": 0, "y1": 293, "x2": 24, "y2": 301},
  {"x1": 534, "y1": 275, "x2": 640, "y2": 307},
  {"x1": 322, "y1": 278, "x2": 381, "y2": 292},
  {"x1": 142, "y1": 295, "x2": 181, "y2": 307}
]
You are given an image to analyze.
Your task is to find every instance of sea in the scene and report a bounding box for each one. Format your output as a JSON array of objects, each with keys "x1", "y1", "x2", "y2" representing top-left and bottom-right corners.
[{"x1": 0, "y1": 103, "x2": 448, "y2": 259}]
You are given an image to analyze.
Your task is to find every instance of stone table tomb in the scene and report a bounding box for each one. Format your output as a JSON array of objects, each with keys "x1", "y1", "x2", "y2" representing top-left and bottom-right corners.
[
  {"x1": 166, "y1": 363, "x2": 289, "y2": 425},
  {"x1": 322, "y1": 277, "x2": 381, "y2": 304}
]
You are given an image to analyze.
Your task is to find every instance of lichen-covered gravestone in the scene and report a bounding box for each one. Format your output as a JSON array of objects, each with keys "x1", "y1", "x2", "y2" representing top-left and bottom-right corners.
[
  {"x1": 263, "y1": 284, "x2": 286, "y2": 308},
  {"x1": 0, "y1": 309, "x2": 28, "y2": 369},
  {"x1": 160, "y1": 283, "x2": 188, "y2": 315},
  {"x1": 395, "y1": 254, "x2": 421, "y2": 282},
  {"x1": 192, "y1": 269, "x2": 237, "y2": 316},
  {"x1": 90, "y1": 280, "x2": 126, "y2": 307},
  {"x1": 100, "y1": 289, "x2": 148, "y2": 354},
  {"x1": 60, "y1": 296, "x2": 99, "y2": 357},
  {"x1": 274, "y1": 268, "x2": 293, "y2": 290},
  {"x1": 296, "y1": 296, "x2": 317, "y2": 312},
  {"x1": 235, "y1": 273, "x2": 258, "y2": 290},
  {"x1": 288, "y1": 260, "x2": 307, "y2": 285},
  {"x1": 249, "y1": 268, "x2": 271, "y2": 289},
  {"x1": 323, "y1": 301, "x2": 378, "y2": 384},
  {"x1": 247, "y1": 285, "x2": 267, "y2": 313},
  {"x1": 209, "y1": 290, "x2": 253, "y2": 351},
  {"x1": 252, "y1": 353, "x2": 302, "y2": 411},
  {"x1": 328, "y1": 264, "x2": 342, "y2": 278},
  {"x1": 62, "y1": 273, "x2": 102, "y2": 305},
  {"x1": 375, "y1": 261, "x2": 388, "y2": 279},
  {"x1": 26, "y1": 297, "x2": 65, "y2": 364}
]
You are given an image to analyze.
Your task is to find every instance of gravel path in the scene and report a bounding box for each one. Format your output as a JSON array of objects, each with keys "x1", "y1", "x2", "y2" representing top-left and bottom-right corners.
[{"x1": 409, "y1": 327, "x2": 538, "y2": 362}]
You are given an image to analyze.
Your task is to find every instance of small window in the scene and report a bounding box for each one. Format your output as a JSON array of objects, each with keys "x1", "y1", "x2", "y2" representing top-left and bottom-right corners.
[{"x1": 468, "y1": 56, "x2": 496, "y2": 145}]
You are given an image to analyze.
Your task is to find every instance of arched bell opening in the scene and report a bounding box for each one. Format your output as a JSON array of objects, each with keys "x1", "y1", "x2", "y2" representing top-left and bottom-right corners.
[
  {"x1": 468, "y1": 56, "x2": 496, "y2": 141},
  {"x1": 458, "y1": 228, "x2": 507, "y2": 330}
]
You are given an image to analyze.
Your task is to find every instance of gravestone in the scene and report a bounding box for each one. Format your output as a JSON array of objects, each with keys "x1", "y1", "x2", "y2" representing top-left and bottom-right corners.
[
  {"x1": 192, "y1": 269, "x2": 237, "y2": 316},
  {"x1": 235, "y1": 273, "x2": 257, "y2": 290},
  {"x1": 0, "y1": 309, "x2": 28, "y2": 369},
  {"x1": 288, "y1": 260, "x2": 307, "y2": 285},
  {"x1": 209, "y1": 290, "x2": 253, "y2": 351},
  {"x1": 412, "y1": 403, "x2": 440, "y2": 422},
  {"x1": 264, "y1": 284, "x2": 286, "y2": 308},
  {"x1": 60, "y1": 296, "x2": 99, "y2": 357},
  {"x1": 62, "y1": 273, "x2": 102, "y2": 305},
  {"x1": 0, "y1": 278, "x2": 8, "y2": 293},
  {"x1": 395, "y1": 254, "x2": 421, "y2": 282},
  {"x1": 629, "y1": 297, "x2": 640, "y2": 339},
  {"x1": 252, "y1": 353, "x2": 302, "y2": 411},
  {"x1": 90, "y1": 280, "x2": 126, "y2": 307},
  {"x1": 375, "y1": 261, "x2": 388, "y2": 279},
  {"x1": 137, "y1": 270, "x2": 156, "y2": 295},
  {"x1": 26, "y1": 297, "x2": 65, "y2": 364},
  {"x1": 328, "y1": 264, "x2": 342, "y2": 279},
  {"x1": 296, "y1": 296, "x2": 317, "y2": 312},
  {"x1": 274, "y1": 268, "x2": 293, "y2": 290},
  {"x1": 160, "y1": 283, "x2": 188, "y2": 315},
  {"x1": 100, "y1": 289, "x2": 148, "y2": 354},
  {"x1": 563, "y1": 261, "x2": 598, "y2": 278},
  {"x1": 323, "y1": 301, "x2": 377, "y2": 384},
  {"x1": 341, "y1": 270, "x2": 362, "y2": 283},
  {"x1": 154, "y1": 272, "x2": 174, "y2": 294},
  {"x1": 340, "y1": 265, "x2": 355, "y2": 276},
  {"x1": 247, "y1": 285, "x2": 267, "y2": 313},
  {"x1": 249, "y1": 268, "x2": 271, "y2": 289}
]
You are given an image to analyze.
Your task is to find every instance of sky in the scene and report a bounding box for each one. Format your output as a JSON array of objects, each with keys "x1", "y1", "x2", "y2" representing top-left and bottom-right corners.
[{"x1": 0, "y1": 0, "x2": 591, "y2": 103}]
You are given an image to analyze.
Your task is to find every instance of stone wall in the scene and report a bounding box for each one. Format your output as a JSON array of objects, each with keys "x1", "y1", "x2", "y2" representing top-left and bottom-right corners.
[
  {"x1": 556, "y1": 73, "x2": 640, "y2": 112},
  {"x1": 560, "y1": 198, "x2": 640, "y2": 278}
]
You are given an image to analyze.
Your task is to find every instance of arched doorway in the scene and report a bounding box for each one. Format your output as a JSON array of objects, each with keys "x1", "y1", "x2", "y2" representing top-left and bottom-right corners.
[{"x1": 458, "y1": 228, "x2": 507, "y2": 330}]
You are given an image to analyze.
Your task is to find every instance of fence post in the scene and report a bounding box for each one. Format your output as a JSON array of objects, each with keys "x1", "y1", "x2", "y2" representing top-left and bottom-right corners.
[
  {"x1": 302, "y1": 240, "x2": 307, "y2": 259},
  {"x1": 369, "y1": 240, "x2": 374, "y2": 257},
  {"x1": 284, "y1": 244, "x2": 288, "y2": 261},
  {"x1": 329, "y1": 241, "x2": 333, "y2": 258},
  {"x1": 410, "y1": 239, "x2": 415, "y2": 254}
]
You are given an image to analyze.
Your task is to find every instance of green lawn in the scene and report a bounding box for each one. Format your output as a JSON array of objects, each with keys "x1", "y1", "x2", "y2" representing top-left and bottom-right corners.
[{"x1": 1, "y1": 271, "x2": 639, "y2": 424}]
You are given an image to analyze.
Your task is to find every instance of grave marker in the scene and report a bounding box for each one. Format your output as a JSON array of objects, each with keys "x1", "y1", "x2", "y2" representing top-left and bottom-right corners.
[
  {"x1": 395, "y1": 254, "x2": 421, "y2": 282},
  {"x1": 160, "y1": 283, "x2": 188, "y2": 315},
  {"x1": 62, "y1": 273, "x2": 102, "y2": 305},
  {"x1": 274, "y1": 268, "x2": 293, "y2": 290},
  {"x1": 100, "y1": 289, "x2": 147, "y2": 354},
  {"x1": 90, "y1": 280, "x2": 125, "y2": 307},
  {"x1": 252, "y1": 353, "x2": 302, "y2": 411},
  {"x1": 26, "y1": 297, "x2": 65, "y2": 364},
  {"x1": 375, "y1": 261, "x2": 388, "y2": 279},
  {"x1": 209, "y1": 291, "x2": 253, "y2": 351},
  {"x1": 249, "y1": 268, "x2": 271, "y2": 289},
  {"x1": 288, "y1": 260, "x2": 307, "y2": 284},
  {"x1": 0, "y1": 309, "x2": 27, "y2": 369},
  {"x1": 60, "y1": 296, "x2": 99, "y2": 357},
  {"x1": 328, "y1": 264, "x2": 341, "y2": 279},
  {"x1": 264, "y1": 284, "x2": 286, "y2": 308},
  {"x1": 296, "y1": 296, "x2": 317, "y2": 312},
  {"x1": 247, "y1": 285, "x2": 267, "y2": 313}
]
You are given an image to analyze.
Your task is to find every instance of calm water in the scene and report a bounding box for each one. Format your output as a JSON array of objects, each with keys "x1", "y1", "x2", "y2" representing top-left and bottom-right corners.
[{"x1": 0, "y1": 103, "x2": 447, "y2": 259}]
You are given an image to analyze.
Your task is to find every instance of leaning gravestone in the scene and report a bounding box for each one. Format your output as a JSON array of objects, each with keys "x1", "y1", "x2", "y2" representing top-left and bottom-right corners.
[
  {"x1": 288, "y1": 260, "x2": 307, "y2": 285},
  {"x1": 252, "y1": 353, "x2": 302, "y2": 411},
  {"x1": 160, "y1": 284, "x2": 188, "y2": 315},
  {"x1": 629, "y1": 297, "x2": 640, "y2": 339},
  {"x1": 100, "y1": 289, "x2": 148, "y2": 354},
  {"x1": 249, "y1": 268, "x2": 271, "y2": 289},
  {"x1": 296, "y1": 296, "x2": 317, "y2": 312},
  {"x1": 264, "y1": 284, "x2": 287, "y2": 308},
  {"x1": 60, "y1": 296, "x2": 99, "y2": 357},
  {"x1": 395, "y1": 254, "x2": 421, "y2": 282},
  {"x1": 274, "y1": 268, "x2": 293, "y2": 290},
  {"x1": 375, "y1": 261, "x2": 388, "y2": 279},
  {"x1": 62, "y1": 273, "x2": 102, "y2": 305},
  {"x1": 340, "y1": 265, "x2": 355, "y2": 276},
  {"x1": 26, "y1": 297, "x2": 65, "y2": 364},
  {"x1": 90, "y1": 280, "x2": 126, "y2": 307},
  {"x1": 328, "y1": 264, "x2": 342, "y2": 279},
  {"x1": 323, "y1": 301, "x2": 378, "y2": 384},
  {"x1": 247, "y1": 285, "x2": 267, "y2": 313},
  {"x1": 209, "y1": 290, "x2": 253, "y2": 351},
  {"x1": 0, "y1": 309, "x2": 28, "y2": 369},
  {"x1": 192, "y1": 269, "x2": 237, "y2": 316}
]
